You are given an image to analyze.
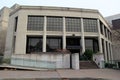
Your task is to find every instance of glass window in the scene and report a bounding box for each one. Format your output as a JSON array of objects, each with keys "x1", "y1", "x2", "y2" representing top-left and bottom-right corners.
[
  {"x1": 26, "y1": 36, "x2": 43, "y2": 53},
  {"x1": 46, "y1": 37, "x2": 62, "y2": 52},
  {"x1": 106, "y1": 41, "x2": 109, "y2": 61},
  {"x1": 85, "y1": 38, "x2": 98, "y2": 53},
  {"x1": 104, "y1": 26, "x2": 108, "y2": 38},
  {"x1": 14, "y1": 17, "x2": 18, "y2": 32},
  {"x1": 47, "y1": 16, "x2": 63, "y2": 31},
  {"x1": 83, "y1": 18, "x2": 98, "y2": 32},
  {"x1": 100, "y1": 21, "x2": 103, "y2": 34},
  {"x1": 27, "y1": 16, "x2": 44, "y2": 31},
  {"x1": 66, "y1": 17, "x2": 81, "y2": 32},
  {"x1": 85, "y1": 39, "x2": 93, "y2": 51}
]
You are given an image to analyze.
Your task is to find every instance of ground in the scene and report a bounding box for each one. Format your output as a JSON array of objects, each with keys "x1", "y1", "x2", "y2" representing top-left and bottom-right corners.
[{"x1": 0, "y1": 69, "x2": 120, "y2": 80}]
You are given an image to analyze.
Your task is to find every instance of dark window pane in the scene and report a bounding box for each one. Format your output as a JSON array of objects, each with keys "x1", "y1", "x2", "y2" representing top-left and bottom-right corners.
[
  {"x1": 26, "y1": 36, "x2": 43, "y2": 53},
  {"x1": 66, "y1": 17, "x2": 81, "y2": 32},
  {"x1": 27, "y1": 16, "x2": 44, "y2": 31},
  {"x1": 47, "y1": 16, "x2": 63, "y2": 31},
  {"x1": 83, "y1": 18, "x2": 98, "y2": 32},
  {"x1": 14, "y1": 17, "x2": 18, "y2": 32},
  {"x1": 85, "y1": 39, "x2": 93, "y2": 51},
  {"x1": 46, "y1": 37, "x2": 62, "y2": 52},
  {"x1": 85, "y1": 38, "x2": 98, "y2": 53},
  {"x1": 100, "y1": 21, "x2": 103, "y2": 34}
]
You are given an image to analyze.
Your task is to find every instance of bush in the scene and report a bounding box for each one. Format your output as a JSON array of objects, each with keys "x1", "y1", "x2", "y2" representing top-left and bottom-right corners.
[
  {"x1": 84, "y1": 49, "x2": 94, "y2": 60},
  {"x1": 105, "y1": 63, "x2": 116, "y2": 68},
  {"x1": 0, "y1": 54, "x2": 3, "y2": 64},
  {"x1": 2, "y1": 58, "x2": 10, "y2": 64},
  {"x1": 80, "y1": 54, "x2": 88, "y2": 61}
]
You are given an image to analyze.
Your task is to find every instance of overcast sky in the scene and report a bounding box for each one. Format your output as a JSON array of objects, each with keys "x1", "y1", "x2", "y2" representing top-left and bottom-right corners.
[{"x1": 0, "y1": 0, "x2": 120, "y2": 17}]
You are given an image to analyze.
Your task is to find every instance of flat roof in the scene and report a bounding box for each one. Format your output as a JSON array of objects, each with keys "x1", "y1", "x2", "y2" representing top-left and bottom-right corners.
[{"x1": 10, "y1": 4, "x2": 99, "y2": 16}]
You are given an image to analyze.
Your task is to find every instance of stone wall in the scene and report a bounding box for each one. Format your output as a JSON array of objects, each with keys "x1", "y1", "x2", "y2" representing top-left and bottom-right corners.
[{"x1": 11, "y1": 53, "x2": 70, "y2": 69}]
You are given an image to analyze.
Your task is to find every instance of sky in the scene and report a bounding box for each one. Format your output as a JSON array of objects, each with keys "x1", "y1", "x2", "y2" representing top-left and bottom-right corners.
[{"x1": 0, "y1": 0, "x2": 120, "y2": 17}]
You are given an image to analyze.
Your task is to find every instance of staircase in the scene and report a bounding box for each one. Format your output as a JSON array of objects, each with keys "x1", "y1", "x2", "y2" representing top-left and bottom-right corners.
[{"x1": 80, "y1": 61, "x2": 99, "y2": 69}]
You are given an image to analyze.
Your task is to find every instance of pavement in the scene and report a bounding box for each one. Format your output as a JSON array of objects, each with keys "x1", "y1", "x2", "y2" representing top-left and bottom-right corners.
[{"x1": 0, "y1": 69, "x2": 120, "y2": 80}]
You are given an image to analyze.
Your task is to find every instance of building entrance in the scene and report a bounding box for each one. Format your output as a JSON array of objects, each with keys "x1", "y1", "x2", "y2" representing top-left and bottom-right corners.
[
  {"x1": 66, "y1": 37, "x2": 81, "y2": 53},
  {"x1": 66, "y1": 37, "x2": 81, "y2": 69}
]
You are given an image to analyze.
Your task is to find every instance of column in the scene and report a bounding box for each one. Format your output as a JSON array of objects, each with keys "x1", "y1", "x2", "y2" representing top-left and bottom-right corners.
[
  {"x1": 103, "y1": 40, "x2": 107, "y2": 62},
  {"x1": 81, "y1": 18, "x2": 85, "y2": 53},
  {"x1": 43, "y1": 16, "x2": 47, "y2": 52},
  {"x1": 107, "y1": 42, "x2": 110, "y2": 62},
  {"x1": 63, "y1": 17, "x2": 66, "y2": 49},
  {"x1": 102, "y1": 24, "x2": 105, "y2": 36},
  {"x1": 97, "y1": 19, "x2": 103, "y2": 53},
  {"x1": 110, "y1": 43, "x2": 113, "y2": 61}
]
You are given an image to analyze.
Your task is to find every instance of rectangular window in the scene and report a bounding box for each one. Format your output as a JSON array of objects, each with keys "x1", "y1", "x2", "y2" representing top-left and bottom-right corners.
[
  {"x1": 27, "y1": 16, "x2": 44, "y2": 31},
  {"x1": 108, "y1": 30, "x2": 110, "y2": 40},
  {"x1": 85, "y1": 38, "x2": 98, "y2": 53},
  {"x1": 102, "y1": 39, "x2": 105, "y2": 60},
  {"x1": 26, "y1": 36, "x2": 43, "y2": 53},
  {"x1": 110, "y1": 32, "x2": 112, "y2": 41},
  {"x1": 47, "y1": 16, "x2": 63, "y2": 31},
  {"x1": 100, "y1": 21, "x2": 103, "y2": 34},
  {"x1": 83, "y1": 18, "x2": 98, "y2": 32},
  {"x1": 14, "y1": 17, "x2": 18, "y2": 32},
  {"x1": 104, "y1": 26, "x2": 107, "y2": 37},
  {"x1": 66, "y1": 17, "x2": 81, "y2": 32},
  {"x1": 106, "y1": 41, "x2": 109, "y2": 61},
  {"x1": 46, "y1": 37, "x2": 62, "y2": 52}
]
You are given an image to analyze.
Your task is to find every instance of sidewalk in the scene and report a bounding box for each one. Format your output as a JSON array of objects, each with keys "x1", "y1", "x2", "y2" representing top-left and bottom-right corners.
[{"x1": 0, "y1": 69, "x2": 119, "y2": 80}]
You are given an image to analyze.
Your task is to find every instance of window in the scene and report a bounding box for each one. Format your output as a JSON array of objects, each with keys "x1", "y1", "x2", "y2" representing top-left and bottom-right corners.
[
  {"x1": 26, "y1": 36, "x2": 43, "y2": 53},
  {"x1": 46, "y1": 37, "x2": 62, "y2": 52},
  {"x1": 104, "y1": 26, "x2": 107, "y2": 37},
  {"x1": 100, "y1": 21, "x2": 103, "y2": 34},
  {"x1": 85, "y1": 39, "x2": 93, "y2": 51},
  {"x1": 14, "y1": 17, "x2": 18, "y2": 32},
  {"x1": 108, "y1": 30, "x2": 110, "y2": 40},
  {"x1": 85, "y1": 38, "x2": 98, "y2": 53},
  {"x1": 27, "y1": 16, "x2": 44, "y2": 31},
  {"x1": 47, "y1": 16, "x2": 63, "y2": 31},
  {"x1": 66, "y1": 17, "x2": 81, "y2": 32},
  {"x1": 83, "y1": 18, "x2": 98, "y2": 32},
  {"x1": 106, "y1": 41, "x2": 109, "y2": 61}
]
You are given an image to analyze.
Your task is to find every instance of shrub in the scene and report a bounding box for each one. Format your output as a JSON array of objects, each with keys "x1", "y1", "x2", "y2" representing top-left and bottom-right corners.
[
  {"x1": 2, "y1": 58, "x2": 10, "y2": 64},
  {"x1": 105, "y1": 63, "x2": 116, "y2": 68},
  {"x1": 84, "y1": 49, "x2": 94, "y2": 60},
  {"x1": 0, "y1": 53, "x2": 3, "y2": 64}
]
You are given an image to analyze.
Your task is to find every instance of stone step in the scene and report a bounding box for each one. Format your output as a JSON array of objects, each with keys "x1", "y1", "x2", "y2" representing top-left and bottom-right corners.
[{"x1": 80, "y1": 61, "x2": 99, "y2": 69}]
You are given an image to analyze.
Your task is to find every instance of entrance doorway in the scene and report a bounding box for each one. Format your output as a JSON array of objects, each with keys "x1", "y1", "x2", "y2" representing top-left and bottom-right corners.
[
  {"x1": 66, "y1": 37, "x2": 81, "y2": 53},
  {"x1": 66, "y1": 37, "x2": 81, "y2": 69}
]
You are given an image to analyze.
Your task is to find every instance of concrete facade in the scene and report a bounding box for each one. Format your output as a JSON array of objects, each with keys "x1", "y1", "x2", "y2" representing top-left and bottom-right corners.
[
  {"x1": 0, "y1": 4, "x2": 20, "y2": 55},
  {"x1": 2, "y1": 4, "x2": 113, "y2": 69},
  {"x1": 0, "y1": 7, "x2": 10, "y2": 54}
]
